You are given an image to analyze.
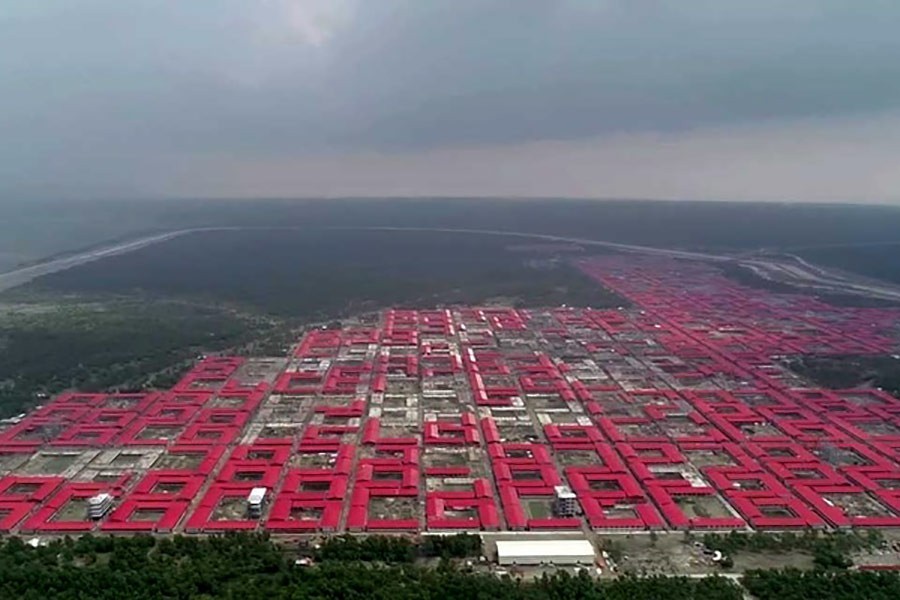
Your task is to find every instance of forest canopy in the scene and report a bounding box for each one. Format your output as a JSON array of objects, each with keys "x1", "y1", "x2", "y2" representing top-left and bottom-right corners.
[{"x1": 1, "y1": 533, "x2": 895, "y2": 600}]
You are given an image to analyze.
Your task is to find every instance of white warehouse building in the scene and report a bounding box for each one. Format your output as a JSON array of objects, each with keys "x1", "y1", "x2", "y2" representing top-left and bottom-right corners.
[{"x1": 496, "y1": 539, "x2": 596, "y2": 566}]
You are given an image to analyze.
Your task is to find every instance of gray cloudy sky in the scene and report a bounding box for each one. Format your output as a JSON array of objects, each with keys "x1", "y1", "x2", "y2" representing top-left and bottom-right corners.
[{"x1": 2, "y1": 0, "x2": 900, "y2": 203}]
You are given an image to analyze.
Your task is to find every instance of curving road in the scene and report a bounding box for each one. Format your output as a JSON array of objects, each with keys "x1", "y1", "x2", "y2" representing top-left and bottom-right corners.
[
  {"x1": 336, "y1": 226, "x2": 900, "y2": 301},
  {"x1": 2, "y1": 225, "x2": 900, "y2": 302},
  {"x1": 0, "y1": 230, "x2": 193, "y2": 293}
]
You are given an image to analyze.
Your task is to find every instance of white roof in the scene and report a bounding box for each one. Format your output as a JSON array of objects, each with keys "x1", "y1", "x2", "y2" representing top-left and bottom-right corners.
[
  {"x1": 496, "y1": 539, "x2": 594, "y2": 560},
  {"x1": 248, "y1": 487, "x2": 267, "y2": 503},
  {"x1": 554, "y1": 485, "x2": 576, "y2": 498}
]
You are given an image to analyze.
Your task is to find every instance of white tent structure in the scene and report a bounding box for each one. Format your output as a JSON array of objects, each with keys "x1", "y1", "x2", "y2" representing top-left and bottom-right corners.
[{"x1": 496, "y1": 539, "x2": 595, "y2": 566}]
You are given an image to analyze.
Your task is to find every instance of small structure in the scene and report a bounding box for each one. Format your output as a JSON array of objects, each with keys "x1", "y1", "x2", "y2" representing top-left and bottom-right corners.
[
  {"x1": 87, "y1": 493, "x2": 114, "y2": 520},
  {"x1": 496, "y1": 539, "x2": 595, "y2": 566},
  {"x1": 552, "y1": 485, "x2": 578, "y2": 517},
  {"x1": 247, "y1": 487, "x2": 267, "y2": 518}
]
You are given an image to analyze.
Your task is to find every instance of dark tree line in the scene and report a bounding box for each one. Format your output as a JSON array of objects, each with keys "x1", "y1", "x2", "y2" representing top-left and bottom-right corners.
[
  {"x1": 32, "y1": 229, "x2": 627, "y2": 319},
  {"x1": 702, "y1": 530, "x2": 883, "y2": 573},
  {"x1": 312, "y1": 532, "x2": 483, "y2": 562},
  {"x1": 788, "y1": 355, "x2": 900, "y2": 398},
  {"x1": 312, "y1": 533, "x2": 417, "y2": 563},
  {"x1": 701, "y1": 530, "x2": 881, "y2": 557},
  {"x1": 421, "y1": 532, "x2": 483, "y2": 559},
  {"x1": 3, "y1": 532, "x2": 895, "y2": 599},
  {"x1": 0, "y1": 533, "x2": 745, "y2": 600},
  {"x1": 742, "y1": 568, "x2": 900, "y2": 600}
]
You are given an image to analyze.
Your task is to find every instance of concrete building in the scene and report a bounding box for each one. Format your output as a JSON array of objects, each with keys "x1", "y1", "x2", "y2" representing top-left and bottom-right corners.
[
  {"x1": 87, "y1": 493, "x2": 114, "y2": 520},
  {"x1": 496, "y1": 539, "x2": 595, "y2": 566},
  {"x1": 553, "y1": 485, "x2": 578, "y2": 517}
]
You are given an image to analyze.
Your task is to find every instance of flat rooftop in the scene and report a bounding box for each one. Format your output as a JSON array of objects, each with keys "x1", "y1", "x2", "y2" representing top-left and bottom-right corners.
[{"x1": 496, "y1": 539, "x2": 595, "y2": 560}]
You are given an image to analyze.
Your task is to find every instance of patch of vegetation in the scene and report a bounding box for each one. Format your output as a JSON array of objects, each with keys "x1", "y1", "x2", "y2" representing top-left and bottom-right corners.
[
  {"x1": 0, "y1": 533, "x2": 745, "y2": 600},
  {"x1": 810, "y1": 546, "x2": 854, "y2": 571},
  {"x1": 718, "y1": 263, "x2": 900, "y2": 308},
  {"x1": 312, "y1": 534, "x2": 416, "y2": 563},
  {"x1": 157, "y1": 197, "x2": 900, "y2": 253},
  {"x1": 742, "y1": 568, "x2": 900, "y2": 600},
  {"x1": 311, "y1": 533, "x2": 483, "y2": 563},
  {"x1": 701, "y1": 530, "x2": 881, "y2": 568},
  {"x1": 421, "y1": 533, "x2": 483, "y2": 559},
  {"x1": 800, "y1": 245, "x2": 900, "y2": 287},
  {"x1": 787, "y1": 355, "x2": 900, "y2": 397},
  {"x1": 25, "y1": 229, "x2": 627, "y2": 317},
  {"x1": 0, "y1": 296, "x2": 279, "y2": 417},
  {"x1": 0, "y1": 228, "x2": 626, "y2": 417}
]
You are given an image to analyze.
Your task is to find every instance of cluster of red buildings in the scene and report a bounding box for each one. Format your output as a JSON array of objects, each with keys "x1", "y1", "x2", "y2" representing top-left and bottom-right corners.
[{"x1": 1, "y1": 256, "x2": 900, "y2": 534}]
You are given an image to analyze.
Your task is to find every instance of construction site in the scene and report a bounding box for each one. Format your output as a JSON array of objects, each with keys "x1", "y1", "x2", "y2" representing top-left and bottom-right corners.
[{"x1": 1, "y1": 255, "x2": 900, "y2": 536}]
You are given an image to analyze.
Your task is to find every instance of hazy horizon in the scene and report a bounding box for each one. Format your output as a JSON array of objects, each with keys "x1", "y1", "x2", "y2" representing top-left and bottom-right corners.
[{"x1": 3, "y1": 2, "x2": 900, "y2": 204}]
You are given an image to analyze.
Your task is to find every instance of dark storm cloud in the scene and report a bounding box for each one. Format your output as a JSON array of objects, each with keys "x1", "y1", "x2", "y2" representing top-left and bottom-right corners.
[{"x1": 2, "y1": 1, "x2": 900, "y2": 199}]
